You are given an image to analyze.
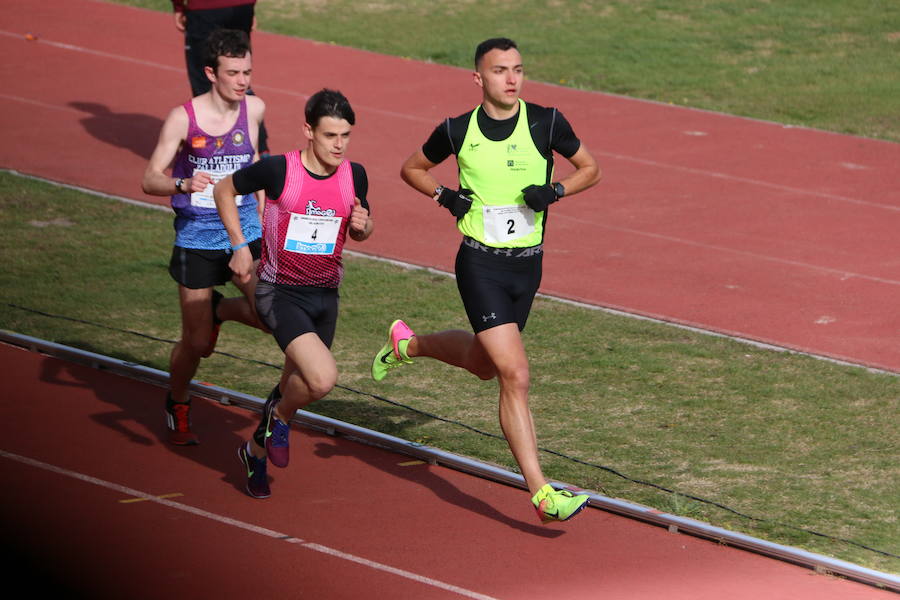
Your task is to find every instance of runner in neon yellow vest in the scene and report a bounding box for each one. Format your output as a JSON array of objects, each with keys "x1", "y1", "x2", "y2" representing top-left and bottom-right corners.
[
  {"x1": 456, "y1": 98, "x2": 548, "y2": 247},
  {"x1": 375, "y1": 38, "x2": 601, "y2": 524}
]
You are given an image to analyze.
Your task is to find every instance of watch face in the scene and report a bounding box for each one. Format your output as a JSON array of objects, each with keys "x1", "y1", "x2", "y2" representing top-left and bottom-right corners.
[{"x1": 553, "y1": 183, "x2": 565, "y2": 198}]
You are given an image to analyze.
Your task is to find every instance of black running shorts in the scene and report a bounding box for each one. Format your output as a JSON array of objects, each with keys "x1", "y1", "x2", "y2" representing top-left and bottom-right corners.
[
  {"x1": 254, "y1": 281, "x2": 339, "y2": 351},
  {"x1": 454, "y1": 238, "x2": 543, "y2": 334},
  {"x1": 168, "y1": 238, "x2": 262, "y2": 289}
]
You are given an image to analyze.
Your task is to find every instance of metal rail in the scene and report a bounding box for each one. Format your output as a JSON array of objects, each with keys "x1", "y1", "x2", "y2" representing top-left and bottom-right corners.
[{"x1": 2, "y1": 330, "x2": 897, "y2": 592}]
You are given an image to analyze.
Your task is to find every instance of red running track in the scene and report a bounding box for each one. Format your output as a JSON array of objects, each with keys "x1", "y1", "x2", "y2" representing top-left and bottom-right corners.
[
  {"x1": 2, "y1": 0, "x2": 900, "y2": 372},
  {"x1": 1, "y1": 341, "x2": 893, "y2": 599}
]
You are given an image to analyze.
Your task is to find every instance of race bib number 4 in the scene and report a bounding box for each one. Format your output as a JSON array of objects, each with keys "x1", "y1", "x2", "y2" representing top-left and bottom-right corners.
[
  {"x1": 284, "y1": 213, "x2": 341, "y2": 254},
  {"x1": 482, "y1": 204, "x2": 535, "y2": 245}
]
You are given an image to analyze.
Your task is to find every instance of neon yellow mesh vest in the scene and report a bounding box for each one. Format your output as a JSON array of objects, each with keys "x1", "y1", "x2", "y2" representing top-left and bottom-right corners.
[{"x1": 457, "y1": 99, "x2": 550, "y2": 248}]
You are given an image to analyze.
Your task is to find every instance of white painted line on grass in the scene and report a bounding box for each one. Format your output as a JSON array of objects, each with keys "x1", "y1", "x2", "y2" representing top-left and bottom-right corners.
[
  {"x1": 0, "y1": 448, "x2": 500, "y2": 600},
  {"x1": 4, "y1": 168, "x2": 896, "y2": 376},
  {"x1": 2, "y1": 168, "x2": 170, "y2": 212}
]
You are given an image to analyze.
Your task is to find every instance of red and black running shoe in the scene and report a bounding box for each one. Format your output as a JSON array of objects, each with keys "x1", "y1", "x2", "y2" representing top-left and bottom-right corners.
[{"x1": 165, "y1": 393, "x2": 199, "y2": 446}]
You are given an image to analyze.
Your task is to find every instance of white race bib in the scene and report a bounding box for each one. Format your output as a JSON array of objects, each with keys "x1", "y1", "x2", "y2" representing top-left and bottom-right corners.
[
  {"x1": 284, "y1": 213, "x2": 341, "y2": 255},
  {"x1": 190, "y1": 168, "x2": 244, "y2": 208},
  {"x1": 482, "y1": 204, "x2": 535, "y2": 245}
]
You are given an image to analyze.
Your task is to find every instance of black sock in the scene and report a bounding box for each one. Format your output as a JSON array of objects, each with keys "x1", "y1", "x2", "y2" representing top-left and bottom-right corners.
[{"x1": 252, "y1": 384, "x2": 282, "y2": 447}]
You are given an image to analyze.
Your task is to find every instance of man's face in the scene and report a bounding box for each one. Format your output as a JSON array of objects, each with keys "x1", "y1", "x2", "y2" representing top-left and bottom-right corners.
[
  {"x1": 474, "y1": 47, "x2": 524, "y2": 111},
  {"x1": 206, "y1": 53, "x2": 252, "y2": 102},
  {"x1": 304, "y1": 116, "x2": 352, "y2": 171}
]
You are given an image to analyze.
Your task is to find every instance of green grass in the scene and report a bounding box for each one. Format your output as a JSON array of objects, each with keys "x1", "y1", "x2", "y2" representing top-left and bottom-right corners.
[
  {"x1": 116, "y1": 0, "x2": 900, "y2": 141},
  {"x1": 1, "y1": 171, "x2": 897, "y2": 574}
]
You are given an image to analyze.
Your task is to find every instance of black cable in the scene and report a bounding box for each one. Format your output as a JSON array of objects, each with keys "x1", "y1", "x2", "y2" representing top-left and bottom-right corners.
[{"x1": 6, "y1": 302, "x2": 897, "y2": 559}]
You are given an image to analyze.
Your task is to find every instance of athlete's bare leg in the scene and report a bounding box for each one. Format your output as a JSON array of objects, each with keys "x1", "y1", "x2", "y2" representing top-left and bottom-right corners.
[
  {"x1": 169, "y1": 285, "x2": 215, "y2": 403},
  {"x1": 407, "y1": 329, "x2": 495, "y2": 380},
  {"x1": 249, "y1": 331, "x2": 337, "y2": 458},
  {"x1": 220, "y1": 268, "x2": 265, "y2": 329},
  {"x1": 407, "y1": 323, "x2": 546, "y2": 495},
  {"x1": 171, "y1": 264, "x2": 264, "y2": 403}
]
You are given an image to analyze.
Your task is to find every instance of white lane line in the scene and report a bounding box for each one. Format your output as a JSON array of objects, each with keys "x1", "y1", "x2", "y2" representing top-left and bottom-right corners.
[
  {"x1": 4, "y1": 28, "x2": 896, "y2": 211},
  {"x1": 595, "y1": 150, "x2": 900, "y2": 212},
  {"x1": 551, "y1": 212, "x2": 900, "y2": 287},
  {"x1": 2, "y1": 29, "x2": 432, "y2": 125},
  {"x1": 303, "y1": 543, "x2": 499, "y2": 600},
  {"x1": 3, "y1": 29, "x2": 183, "y2": 72},
  {"x1": 1, "y1": 449, "x2": 499, "y2": 600},
  {"x1": 0, "y1": 92, "x2": 87, "y2": 115}
]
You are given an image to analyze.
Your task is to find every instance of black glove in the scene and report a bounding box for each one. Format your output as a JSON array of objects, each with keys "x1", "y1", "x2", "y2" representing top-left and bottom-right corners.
[
  {"x1": 436, "y1": 187, "x2": 473, "y2": 218},
  {"x1": 521, "y1": 184, "x2": 559, "y2": 212}
]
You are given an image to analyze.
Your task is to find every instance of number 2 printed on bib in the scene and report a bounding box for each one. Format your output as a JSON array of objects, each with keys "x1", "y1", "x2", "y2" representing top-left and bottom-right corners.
[
  {"x1": 284, "y1": 213, "x2": 341, "y2": 255},
  {"x1": 482, "y1": 205, "x2": 535, "y2": 245}
]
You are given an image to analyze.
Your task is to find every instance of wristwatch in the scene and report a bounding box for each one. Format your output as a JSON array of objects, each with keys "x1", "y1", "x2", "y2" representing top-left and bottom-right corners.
[
  {"x1": 433, "y1": 185, "x2": 445, "y2": 200},
  {"x1": 552, "y1": 182, "x2": 565, "y2": 199},
  {"x1": 175, "y1": 177, "x2": 186, "y2": 193}
]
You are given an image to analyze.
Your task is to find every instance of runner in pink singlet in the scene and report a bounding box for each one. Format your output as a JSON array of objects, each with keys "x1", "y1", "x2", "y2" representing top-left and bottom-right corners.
[{"x1": 213, "y1": 89, "x2": 374, "y2": 499}]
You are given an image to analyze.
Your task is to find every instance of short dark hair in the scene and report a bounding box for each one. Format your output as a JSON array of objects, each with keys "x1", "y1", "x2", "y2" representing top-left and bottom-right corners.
[
  {"x1": 305, "y1": 89, "x2": 356, "y2": 127},
  {"x1": 474, "y1": 37, "x2": 518, "y2": 67},
  {"x1": 203, "y1": 29, "x2": 251, "y2": 72}
]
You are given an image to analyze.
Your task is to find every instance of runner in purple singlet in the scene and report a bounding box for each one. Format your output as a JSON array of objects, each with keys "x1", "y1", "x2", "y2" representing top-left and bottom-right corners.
[{"x1": 142, "y1": 29, "x2": 266, "y2": 446}]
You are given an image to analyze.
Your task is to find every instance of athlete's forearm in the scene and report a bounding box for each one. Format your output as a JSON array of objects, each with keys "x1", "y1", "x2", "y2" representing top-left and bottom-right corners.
[
  {"x1": 213, "y1": 175, "x2": 247, "y2": 246},
  {"x1": 556, "y1": 146, "x2": 602, "y2": 197},
  {"x1": 400, "y1": 150, "x2": 441, "y2": 198},
  {"x1": 141, "y1": 169, "x2": 182, "y2": 197},
  {"x1": 143, "y1": 109, "x2": 189, "y2": 196}
]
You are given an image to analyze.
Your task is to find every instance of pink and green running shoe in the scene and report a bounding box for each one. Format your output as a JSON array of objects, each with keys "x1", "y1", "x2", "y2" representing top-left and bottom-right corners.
[{"x1": 371, "y1": 319, "x2": 415, "y2": 382}]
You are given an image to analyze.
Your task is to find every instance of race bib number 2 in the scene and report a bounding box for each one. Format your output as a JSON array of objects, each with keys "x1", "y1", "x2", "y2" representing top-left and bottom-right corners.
[
  {"x1": 482, "y1": 205, "x2": 535, "y2": 245},
  {"x1": 284, "y1": 213, "x2": 341, "y2": 255}
]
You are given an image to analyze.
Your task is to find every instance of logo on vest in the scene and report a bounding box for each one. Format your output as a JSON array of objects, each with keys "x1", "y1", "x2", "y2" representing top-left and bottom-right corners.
[
  {"x1": 306, "y1": 199, "x2": 336, "y2": 217},
  {"x1": 232, "y1": 130, "x2": 245, "y2": 146},
  {"x1": 506, "y1": 159, "x2": 529, "y2": 172}
]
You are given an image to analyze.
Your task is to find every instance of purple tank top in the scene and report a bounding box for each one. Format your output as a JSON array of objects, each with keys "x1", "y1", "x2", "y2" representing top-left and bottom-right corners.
[{"x1": 170, "y1": 98, "x2": 256, "y2": 218}]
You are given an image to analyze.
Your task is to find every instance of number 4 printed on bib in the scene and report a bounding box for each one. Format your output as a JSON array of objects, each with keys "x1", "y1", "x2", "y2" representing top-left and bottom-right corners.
[{"x1": 284, "y1": 213, "x2": 341, "y2": 254}]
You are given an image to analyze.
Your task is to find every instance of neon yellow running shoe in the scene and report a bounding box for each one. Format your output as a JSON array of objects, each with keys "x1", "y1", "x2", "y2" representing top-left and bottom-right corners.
[
  {"x1": 371, "y1": 319, "x2": 415, "y2": 382},
  {"x1": 532, "y1": 484, "x2": 590, "y2": 523}
]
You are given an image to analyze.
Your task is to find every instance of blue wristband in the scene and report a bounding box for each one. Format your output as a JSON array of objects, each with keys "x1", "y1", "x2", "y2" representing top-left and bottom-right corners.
[{"x1": 230, "y1": 241, "x2": 250, "y2": 253}]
